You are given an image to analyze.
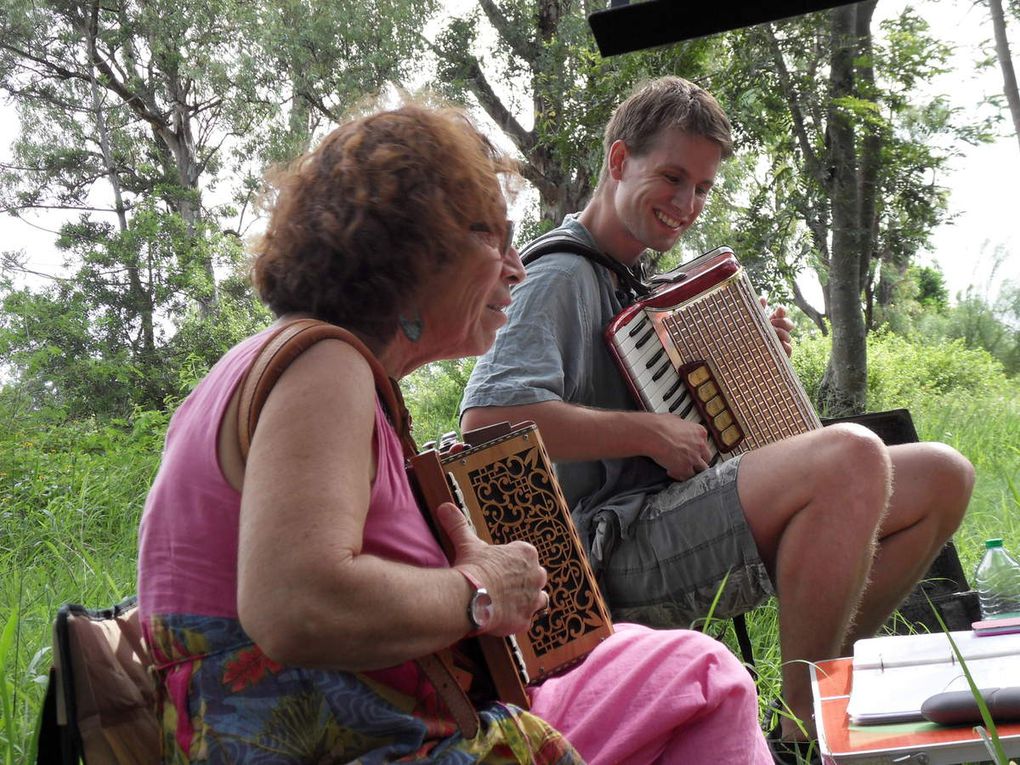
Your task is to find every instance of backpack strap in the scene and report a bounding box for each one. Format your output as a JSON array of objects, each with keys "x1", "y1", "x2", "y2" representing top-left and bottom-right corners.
[
  {"x1": 519, "y1": 229, "x2": 650, "y2": 299},
  {"x1": 234, "y1": 318, "x2": 479, "y2": 739},
  {"x1": 237, "y1": 318, "x2": 416, "y2": 461}
]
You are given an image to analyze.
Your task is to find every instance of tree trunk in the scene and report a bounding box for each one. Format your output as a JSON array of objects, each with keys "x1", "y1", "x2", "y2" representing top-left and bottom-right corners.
[
  {"x1": 989, "y1": 0, "x2": 1020, "y2": 153},
  {"x1": 818, "y1": 3, "x2": 869, "y2": 416}
]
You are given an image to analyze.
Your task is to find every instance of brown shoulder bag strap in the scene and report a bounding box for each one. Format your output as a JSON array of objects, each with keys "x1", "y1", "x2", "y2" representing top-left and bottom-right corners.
[
  {"x1": 237, "y1": 318, "x2": 415, "y2": 461},
  {"x1": 234, "y1": 318, "x2": 480, "y2": 739}
]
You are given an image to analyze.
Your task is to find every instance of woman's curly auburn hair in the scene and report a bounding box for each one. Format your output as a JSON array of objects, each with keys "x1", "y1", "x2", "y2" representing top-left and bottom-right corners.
[{"x1": 251, "y1": 105, "x2": 516, "y2": 345}]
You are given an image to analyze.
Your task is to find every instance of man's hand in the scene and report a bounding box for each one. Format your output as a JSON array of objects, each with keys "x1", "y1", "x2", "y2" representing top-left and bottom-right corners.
[
  {"x1": 640, "y1": 411, "x2": 712, "y2": 480},
  {"x1": 760, "y1": 297, "x2": 795, "y2": 357}
]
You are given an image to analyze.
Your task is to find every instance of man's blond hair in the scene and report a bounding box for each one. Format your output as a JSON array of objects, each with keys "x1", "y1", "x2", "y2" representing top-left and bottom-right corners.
[{"x1": 598, "y1": 76, "x2": 733, "y2": 183}]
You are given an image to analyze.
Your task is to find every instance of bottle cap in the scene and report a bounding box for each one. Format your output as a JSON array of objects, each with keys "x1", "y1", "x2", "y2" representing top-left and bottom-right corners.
[{"x1": 986, "y1": 539, "x2": 1005, "y2": 548}]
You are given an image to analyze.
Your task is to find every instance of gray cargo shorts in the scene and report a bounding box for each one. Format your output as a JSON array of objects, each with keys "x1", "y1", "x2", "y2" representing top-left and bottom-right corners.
[{"x1": 594, "y1": 455, "x2": 775, "y2": 629}]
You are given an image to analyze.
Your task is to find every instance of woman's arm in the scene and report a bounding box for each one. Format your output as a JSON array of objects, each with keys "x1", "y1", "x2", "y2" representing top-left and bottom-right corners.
[{"x1": 237, "y1": 340, "x2": 545, "y2": 671}]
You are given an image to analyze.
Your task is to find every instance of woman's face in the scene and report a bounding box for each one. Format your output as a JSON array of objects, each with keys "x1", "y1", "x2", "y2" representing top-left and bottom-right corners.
[{"x1": 419, "y1": 217, "x2": 525, "y2": 361}]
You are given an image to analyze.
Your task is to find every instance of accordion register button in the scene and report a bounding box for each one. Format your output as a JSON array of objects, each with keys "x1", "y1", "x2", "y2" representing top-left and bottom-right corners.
[
  {"x1": 698, "y1": 381, "x2": 718, "y2": 402},
  {"x1": 713, "y1": 410, "x2": 733, "y2": 430},
  {"x1": 686, "y1": 365, "x2": 710, "y2": 386},
  {"x1": 721, "y1": 425, "x2": 742, "y2": 447},
  {"x1": 705, "y1": 396, "x2": 724, "y2": 417}
]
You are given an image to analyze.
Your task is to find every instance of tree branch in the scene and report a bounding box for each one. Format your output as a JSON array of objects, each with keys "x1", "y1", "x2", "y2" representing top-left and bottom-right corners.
[
  {"x1": 763, "y1": 25, "x2": 826, "y2": 189},
  {"x1": 295, "y1": 87, "x2": 340, "y2": 123},
  {"x1": 988, "y1": 0, "x2": 1020, "y2": 152},
  {"x1": 0, "y1": 203, "x2": 127, "y2": 214},
  {"x1": 462, "y1": 55, "x2": 534, "y2": 155},
  {"x1": 477, "y1": 0, "x2": 540, "y2": 64},
  {"x1": 791, "y1": 276, "x2": 828, "y2": 334}
]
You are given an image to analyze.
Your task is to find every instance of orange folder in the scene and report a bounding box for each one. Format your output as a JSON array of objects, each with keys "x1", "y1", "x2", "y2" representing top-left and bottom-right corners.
[{"x1": 812, "y1": 657, "x2": 1020, "y2": 764}]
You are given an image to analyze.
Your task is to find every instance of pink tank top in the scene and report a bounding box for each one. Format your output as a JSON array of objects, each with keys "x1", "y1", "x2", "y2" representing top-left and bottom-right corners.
[{"x1": 137, "y1": 328, "x2": 447, "y2": 619}]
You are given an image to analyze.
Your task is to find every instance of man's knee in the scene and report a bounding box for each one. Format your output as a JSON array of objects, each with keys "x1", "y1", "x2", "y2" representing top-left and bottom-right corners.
[
  {"x1": 914, "y1": 442, "x2": 974, "y2": 534},
  {"x1": 820, "y1": 422, "x2": 890, "y2": 469},
  {"x1": 814, "y1": 423, "x2": 892, "y2": 516}
]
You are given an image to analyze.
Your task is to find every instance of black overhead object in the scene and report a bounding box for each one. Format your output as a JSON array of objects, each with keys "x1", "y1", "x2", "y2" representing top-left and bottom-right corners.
[{"x1": 588, "y1": 0, "x2": 859, "y2": 56}]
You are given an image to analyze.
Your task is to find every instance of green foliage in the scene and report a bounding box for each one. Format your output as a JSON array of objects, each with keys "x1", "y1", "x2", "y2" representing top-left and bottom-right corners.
[
  {"x1": 935, "y1": 284, "x2": 1020, "y2": 376},
  {"x1": 873, "y1": 256, "x2": 1020, "y2": 377},
  {"x1": 0, "y1": 398, "x2": 165, "y2": 761},
  {"x1": 707, "y1": 5, "x2": 997, "y2": 413},
  {"x1": 0, "y1": 221, "x2": 267, "y2": 417},
  {"x1": 914, "y1": 266, "x2": 950, "y2": 310},
  {"x1": 0, "y1": 0, "x2": 434, "y2": 421},
  {"x1": 403, "y1": 358, "x2": 476, "y2": 446},
  {"x1": 792, "y1": 329, "x2": 1011, "y2": 411}
]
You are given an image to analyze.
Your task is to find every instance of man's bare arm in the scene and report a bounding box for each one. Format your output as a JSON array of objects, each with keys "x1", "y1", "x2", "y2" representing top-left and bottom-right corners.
[{"x1": 461, "y1": 399, "x2": 711, "y2": 480}]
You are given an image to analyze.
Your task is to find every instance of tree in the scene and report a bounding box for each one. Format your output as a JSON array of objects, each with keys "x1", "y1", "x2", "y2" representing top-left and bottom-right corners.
[
  {"x1": 713, "y1": 5, "x2": 992, "y2": 414},
  {"x1": 987, "y1": 0, "x2": 1020, "y2": 153},
  {"x1": 0, "y1": 0, "x2": 436, "y2": 417},
  {"x1": 431, "y1": 0, "x2": 716, "y2": 226}
]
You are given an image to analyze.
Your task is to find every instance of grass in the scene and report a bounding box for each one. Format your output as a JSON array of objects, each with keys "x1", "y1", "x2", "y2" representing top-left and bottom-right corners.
[
  {"x1": 1, "y1": 379, "x2": 1018, "y2": 763},
  {"x1": 0, "y1": 406, "x2": 163, "y2": 764}
]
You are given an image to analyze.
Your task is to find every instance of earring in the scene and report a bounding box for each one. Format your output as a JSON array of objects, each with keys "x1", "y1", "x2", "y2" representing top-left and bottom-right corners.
[{"x1": 398, "y1": 312, "x2": 423, "y2": 342}]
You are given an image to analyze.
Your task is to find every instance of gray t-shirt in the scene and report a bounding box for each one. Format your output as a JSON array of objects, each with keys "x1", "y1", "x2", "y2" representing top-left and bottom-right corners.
[{"x1": 460, "y1": 216, "x2": 669, "y2": 546}]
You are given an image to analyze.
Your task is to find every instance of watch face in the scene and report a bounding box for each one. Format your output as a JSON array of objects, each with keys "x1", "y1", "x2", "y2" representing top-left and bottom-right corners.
[{"x1": 470, "y1": 588, "x2": 494, "y2": 630}]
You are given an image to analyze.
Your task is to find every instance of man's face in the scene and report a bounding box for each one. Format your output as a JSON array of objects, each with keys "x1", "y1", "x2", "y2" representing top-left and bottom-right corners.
[{"x1": 609, "y1": 128, "x2": 722, "y2": 262}]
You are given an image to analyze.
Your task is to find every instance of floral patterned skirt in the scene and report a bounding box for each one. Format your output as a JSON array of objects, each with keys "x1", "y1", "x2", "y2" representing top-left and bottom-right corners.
[{"x1": 145, "y1": 613, "x2": 582, "y2": 764}]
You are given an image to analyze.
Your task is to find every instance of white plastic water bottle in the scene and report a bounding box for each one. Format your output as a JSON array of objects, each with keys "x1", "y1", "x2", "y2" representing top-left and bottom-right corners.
[{"x1": 974, "y1": 538, "x2": 1020, "y2": 620}]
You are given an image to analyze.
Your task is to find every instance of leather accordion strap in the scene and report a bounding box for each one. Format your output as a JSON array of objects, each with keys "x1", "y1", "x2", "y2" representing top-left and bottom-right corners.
[
  {"x1": 236, "y1": 318, "x2": 480, "y2": 739},
  {"x1": 415, "y1": 650, "x2": 480, "y2": 738}
]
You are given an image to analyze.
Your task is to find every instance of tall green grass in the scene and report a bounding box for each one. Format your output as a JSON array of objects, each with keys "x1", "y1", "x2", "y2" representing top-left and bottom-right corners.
[
  {"x1": 0, "y1": 405, "x2": 165, "y2": 764},
  {"x1": 1, "y1": 335, "x2": 1018, "y2": 761}
]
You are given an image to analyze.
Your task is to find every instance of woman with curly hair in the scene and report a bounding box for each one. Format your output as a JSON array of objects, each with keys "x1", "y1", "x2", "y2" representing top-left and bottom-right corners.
[{"x1": 137, "y1": 103, "x2": 772, "y2": 764}]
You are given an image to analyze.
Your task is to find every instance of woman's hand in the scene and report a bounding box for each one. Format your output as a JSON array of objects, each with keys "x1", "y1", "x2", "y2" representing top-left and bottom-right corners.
[{"x1": 436, "y1": 502, "x2": 548, "y2": 637}]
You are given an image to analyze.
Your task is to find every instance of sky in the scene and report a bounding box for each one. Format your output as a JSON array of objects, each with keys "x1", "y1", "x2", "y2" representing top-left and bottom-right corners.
[
  {"x1": 877, "y1": 0, "x2": 1020, "y2": 303},
  {"x1": 1, "y1": 0, "x2": 1017, "y2": 304}
]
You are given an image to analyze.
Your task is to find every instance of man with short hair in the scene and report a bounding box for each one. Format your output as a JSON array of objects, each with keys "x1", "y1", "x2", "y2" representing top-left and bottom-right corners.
[{"x1": 460, "y1": 76, "x2": 974, "y2": 754}]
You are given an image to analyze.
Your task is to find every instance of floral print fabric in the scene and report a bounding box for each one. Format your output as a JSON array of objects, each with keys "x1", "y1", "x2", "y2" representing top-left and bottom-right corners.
[{"x1": 146, "y1": 613, "x2": 582, "y2": 764}]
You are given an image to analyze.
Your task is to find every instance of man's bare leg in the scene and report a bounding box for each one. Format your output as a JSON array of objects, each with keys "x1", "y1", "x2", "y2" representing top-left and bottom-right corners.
[
  {"x1": 840, "y1": 442, "x2": 973, "y2": 649},
  {"x1": 737, "y1": 428, "x2": 973, "y2": 739},
  {"x1": 737, "y1": 424, "x2": 893, "y2": 739}
]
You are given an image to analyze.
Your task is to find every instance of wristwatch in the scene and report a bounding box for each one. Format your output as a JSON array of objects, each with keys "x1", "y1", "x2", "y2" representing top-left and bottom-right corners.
[{"x1": 460, "y1": 570, "x2": 493, "y2": 636}]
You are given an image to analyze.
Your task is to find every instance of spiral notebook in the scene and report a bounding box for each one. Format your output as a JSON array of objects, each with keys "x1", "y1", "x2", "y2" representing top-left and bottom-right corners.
[
  {"x1": 846, "y1": 630, "x2": 1020, "y2": 725},
  {"x1": 812, "y1": 657, "x2": 1020, "y2": 765}
]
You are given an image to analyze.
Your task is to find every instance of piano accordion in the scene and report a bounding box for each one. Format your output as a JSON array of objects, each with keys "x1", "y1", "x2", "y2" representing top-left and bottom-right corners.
[
  {"x1": 606, "y1": 246, "x2": 821, "y2": 461},
  {"x1": 408, "y1": 421, "x2": 613, "y2": 708}
]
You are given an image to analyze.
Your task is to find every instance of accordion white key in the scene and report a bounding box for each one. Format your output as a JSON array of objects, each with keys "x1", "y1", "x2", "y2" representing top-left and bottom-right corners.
[{"x1": 605, "y1": 246, "x2": 821, "y2": 461}]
